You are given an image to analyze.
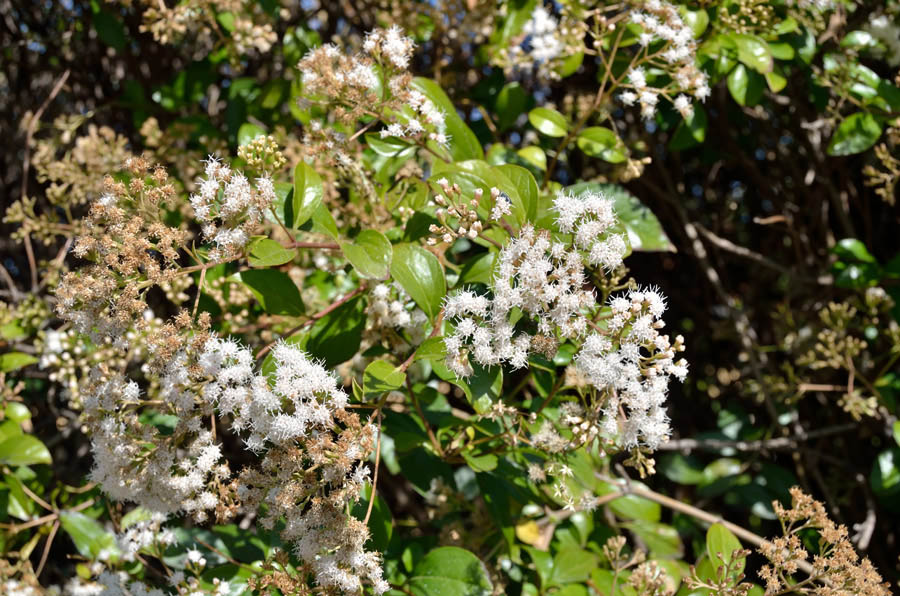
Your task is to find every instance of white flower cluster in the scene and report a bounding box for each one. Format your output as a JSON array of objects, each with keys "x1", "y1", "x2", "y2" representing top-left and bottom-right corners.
[
  {"x1": 364, "y1": 24, "x2": 415, "y2": 69},
  {"x1": 620, "y1": 0, "x2": 711, "y2": 119},
  {"x1": 368, "y1": 283, "x2": 429, "y2": 342},
  {"x1": 866, "y1": 14, "x2": 900, "y2": 67},
  {"x1": 521, "y1": 6, "x2": 564, "y2": 65},
  {"x1": 200, "y1": 338, "x2": 350, "y2": 452},
  {"x1": 442, "y1": 187, "x2": 688, "y2": 452},
  {"x1": 443, "y1": 219, "x2": 597, "y2": 377},
  {"x1": 553, "y1": 190, "x2": 628, "y2": 271},
  {"x1": 84, "y1": 334, "x2": 388, "y2": 595},
  {"x1": 503, "y1": 4, "x2": 569, "y2": 80},
  {"x1": 116, "y1": 512, "x2": 175, "y2": 562},
  {"x1": 575, "y1": 288, "x2": 688, "y2": 449},
  {"x1": 190, "y1": 156, "x2": 276, "y2": 259},
  {"x1": 84, "y1": 369, "x2": 227, "y2": 522}
]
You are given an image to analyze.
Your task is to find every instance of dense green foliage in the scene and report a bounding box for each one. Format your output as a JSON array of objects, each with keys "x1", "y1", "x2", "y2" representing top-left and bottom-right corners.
[{"x1": 1, "y1": 1, "x2": 900, "y2": 595}]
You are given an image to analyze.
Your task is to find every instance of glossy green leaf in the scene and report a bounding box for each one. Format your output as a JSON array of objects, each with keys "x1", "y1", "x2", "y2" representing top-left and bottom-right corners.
[
  {"x1": 60, "y1": 511, "x2": 120, "y2": 561},
  {"x1": 4, "y1": 403, "x2": 30, "y2": 424},
  {"x1": 408, "y1": 546, "x2": 493, "y2": 596},
  {"x1": 341, "y1": 229, "x2": 392, "y2": 280},
  {"x1": 727, "y1": 64, "x2": 764, "y2": 106},
  {"x1": 247, "y1": 237, "x2": 297, "y2": 267},
  {"x1": 363, "y1": 360, "x2": 406, "y2": 398},
  {"x1": 517, "y1": 146, "x2": 547, "y2": 171},
  {"x1": 292, "y1": 162, "x2": 325, "y2": 228},
  {"x1": 391, "y1": 244, "x2": 446, "y2": 320},
  {"x1": 0, "y1": 434, "x2": 51, "y2": 466},
  {"x1": 305, "y1": 296, "x2": 366, "y2": 368},
  {"x1": 496, "y1": 82, "x2": 529, "y2": 131},
  {"x1": 627, "y1": 521, "x2": 684, "y2": 558},
  {"x1": 827, "y1": 112, "x2": 882, "y2": 156},
  {"x1": 0, "y1": 352, "x2": 38, "y2": 373},
  {"x1": 462, "y1": 451, "x2": 498, "y2": 473},
  {"x1": 733, "y1": 34, "x2": 773, "y2": 73},
  {"x1": 833, "y1": 238, "x2": 877, "y2": 263},
  {"x1": 90, "y1": 1, "x2": 127, "y2": 51},
  {"x1": 576, "y1": 127, "x2": 627, "y2": 163},
  {"x1": 495, "y1": 163, "x2": 539, "y2": 222},
  {"x1": 871, "y1": 447, "x2": 900, "y2": 499},
  {"x1": 680, "y1": 7, "x2": 709, "y2": 37},
  {"x1": 528, "y1": 107, "x2": 568, "y2": 137},
  {"x1": 235, "y1": 270, "x2": 304, "y2": 316},
  {"x1": 457, "y1": 251, "x2": 496, "y2": 286},
  {"x1": 551, "y1": 547, "x2": 597, "y2": 585},
  {"x1": 237, "y1": 123, "x2": 265, "y2": 146}
]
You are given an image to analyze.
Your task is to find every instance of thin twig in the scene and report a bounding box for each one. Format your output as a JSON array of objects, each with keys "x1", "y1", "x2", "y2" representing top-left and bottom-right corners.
[
  {"x1": 20, "y1": 69, "x2": 71, "y2": 292},
  {"x1": 363, "y1": 408, "x2": 383, "y2": 526},
  {"x1": 658, "y1": 424, "x2": 857, "y2": 452},
  {"x1": 35, "y1": 519, "x2": 59, "y2": 578},
  {"x1": 255, "y1": 285, "x2": 365, "y2": 360}
]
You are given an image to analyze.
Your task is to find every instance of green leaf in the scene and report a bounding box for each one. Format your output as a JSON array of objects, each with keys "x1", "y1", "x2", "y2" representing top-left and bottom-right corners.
[
  {"x1": 310, "y1": 201, "x2": 339, "y2": 240},
  {"x1": 565, "y1": 183, "x2": 675, "y2": 252},
  {"x1": 871, "y1": 447, "x2": 900, "y2": 499},
  {"x1": 496, "y1": 82, "x2": 529, "y2": 131},
  {"x1": 0, "y1": 352, "x2": 38, "y2": 373},
  {"x1": 235, "y1": 270, "x2": 304, "y2": 316},
  {"x1": 732, "y1": 34, "x2": 773, "y2": 73},
  {"x1": 4, "y1": 403, "x2": 30, "y2": 424},
  {"x1": 306, "y1": 296, "x2": 366, "y2": 368},
  {"x1": 528, "y1": 107, "x2": 569, "y2": 137},
  {"x1": 707, "y1": 523, "x2": 745, "y2": 575},
  {"x1": 680, "y1": 7, "x2": 709, "y2": 37},
  {"x1": 60, "y1": 511, "x2": 120, "y2": 562},
  {"x1": 576, "y1": 127, "x2": 627, "y2": 163},
  {"x1": 292, "y1": 162, "x2": 325, "y2": 228},
  {"x1": 391, "y1": 244, "x2": 446, "y2": 320},
  {"x1": 90, "y1": 1, "x2": 126, "y2": 51},
  {"x1": 237, "y1": 123, "x2": 265, "y2": 146},
  {"x1": 408, "y1": 546, "x2": 493, "y2": 596},
  {"x1": 669, "y1": 105, "x2": 708, "y2": 151},
  {"x1": 495, "y1": 164, "x2": 539, "y2": 222},
  {"x1": 0, "y1": 435, "x2": 51, "y2": 466},
  {"x1": 551, "y1": 547, "x2": 598, "y2": 585},
  {"x1": 893, "y1": 421, "x2": 900, "y2": 447},
  {"x1": 833, "y1": 238, "x2": 877, "y2": 263},
  {"x1": 727, "y1": 64, "x2": 764, "y2": 106},
  {"x1": 411, "y1": 78, "x2": 484, "y2": 161},
  {"x1": 517, "y1": 146, "x2": 547, "y2": 171},
  {"x1": 462, "y1": 451, "x2": 498, "y2": 472},
  {"x1": 247, "y1": 237, "x2": 297, "y2": 267},
  {"x1": 609, "y1": 492, "x2": 661, "y2": 522},
  {"x1": 827, "y1": 112, "x2": 883, "y2": 156},
  {"x1": 363, "y1": 360, "x2": 406, "y2": 398},
  {"x1": 457, "y1": 252, "x2": 496, "y2": 286},
  {"x1": 341, "y1": 229, "x2": 393, "y2": 280},
  {"x1": 365, "y1": 134, "x2": 417, "y2": 159},
  {"x1": 626, "y1": 521, "x2": 683, "y2": 559}
]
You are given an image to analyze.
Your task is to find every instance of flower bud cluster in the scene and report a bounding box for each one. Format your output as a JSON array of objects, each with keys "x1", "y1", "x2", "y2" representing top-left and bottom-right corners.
[{"x1": 426, "y1": 178, "x2": 492, "y2": 245}]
